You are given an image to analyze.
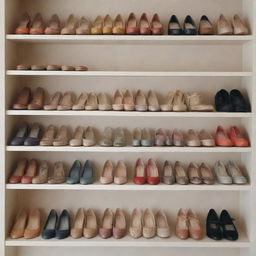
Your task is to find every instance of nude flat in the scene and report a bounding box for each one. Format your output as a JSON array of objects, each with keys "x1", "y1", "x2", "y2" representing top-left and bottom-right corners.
[
  {"x1": 113, "y1": 14, "x2": 125, "y2": 35},
  {"x1": 83, "y1": 126, "x2": 96, "y2": 146},
  {"x1": 139, "y1": 13, "x2": 151, "y2": 35},
  {"x1": 16, "y1": 64, "x2": 31, "y2": 70},
  {"x1": 100, "y1": 160, "x2": 114, "y2": 184},
  {"x1": 151, "y1": 14, "x2": 163, "y2": 35},
  {"x1": 126, "y1": 13, "x2": 138, "y2": 35},
  {"x1": 10, "y1": 209, "x2": 28, "y2": 239},
  {"x1": 76, "y1": 17, "x2": 91, "y2": 35},
  {"x1": 199, "y1": 129, "x2": 215, "y2": 147},
  {"x1": 112, "y1": 90, "x2": 124, "y2": 111},
  {"x1": 44, "y1": 92, "x2": 62, "y2": 110},
  {"x1": 31, "y1": 64, "x2": 46, "y2": 71},
  {"x1": 148, "y1": 90, "x2": 160, "y2": 111},
  {"x1": 103, "y1": 15, "x2": 113, "y2": 35},
  {"x1": 91, "y1": 16, "x2": 103, "y2": 35},
  {"x1": 46, "y1": 64, "x2": 61, "y2": 71},
  {"x1": 30, "y1": 13, "x2": 44, "y2": 34},
  {"x1": 174, "y1": 161, "x2": 189, "y2": 185},
  {"x1": 186, "y1": 93, "x2": 214, "y2": 112},
  {"x1": 100, "y1": 127, "x2": 113, "y2": 146},
  {"x1": 85, "y1": 93, "x2": 98, "y2": 110},
  {"x1": 175, "y1": 208, "x2": 189, "y2": 240},
  {"x1": 232, "y1": 15, "x2": 249, "y2": 35},
  {"x1": 188, "y1": 162, "x2": 202, "y2": 184},
  {"x1": 187, "y1": 209, "x2": 203, "y2": 240},
  {"x1": 200, "y1": 162, "x2": 215, "y2": 185},
  {"x1": 217, "y1": 14, "x2": 233, "y2": 35},
  {"x1": 32, "y1": 161, "x2": 48, "y2": 184},
  {"x1": 69, "y1": 126, "x2": 84, "y2": 146},
  {"x1": 114, "y1": 160, "x2": 127, "y2": 185},
  {"x1": 98, "y1": 93, "x2": 112, "y2": 111},
  {"x1": 9, "y1": 158, "x2": 28, "y2": 184},
  {"x1": 173, "y1": 90, "x2": 187, "y2": 112},
  {"x1": 75, "y1": 66, "x2": 88, "y2": 71},
  {"x1": 124, "y1": 89, "x2": 135, "y2": 111},
  {"x1": 186, "y1": 129, "x2": 201, "y2": 147},
  {"x1": 53, "y1": 125, "x2": 69, "y2": 146},
  {"x1": 161, "y1": 91, "x2": 174, "y2": 111},
  {"x1": 113, "y1": 208, "x2": 126, "y2": 239},
  {"x1": 143, "y1": 209, "x2": 156, "y2": 238},
  {"x1": 40, "y1": 125, "x2": 56, "y2": 146},
  {"x1": 99, "y1": 208, "x2": 114, "y2": 238},
  {"x1": 45, "y1": 14, "x2": 61, "y2": 34},
  {"x1": 72, "y1": 93, "x2": 88, "y2": 110},
  {"x1": 129, "y1": 208, "x2": 142, "y2": 238},
  {"x1": 21, "y1": 159, "x2": 38, "y2": 184},
  {"x1": 48, "y1": 161, "x2": 66, "y2": 184},
  {"x1": 15, "y1": 13, "x2": 31, "y2": 34},
  {"x1": 135, "y1": 90, "x2": 147, "y2": 111},
  {"x1": 172, "y1": 129, "x2": 184, "y2": 147},
  {"x1": 61, "y1": 14, "x2": 77, "y2": 35},
  {"x1": 61, "y1": 65, "x2": 75, "y2": 71},
  {"x1": 71, "y1": 208, "x2": 85, "y2": 239},
  {"x1": 13, "y1": 87, "x2": 31, "y2": 110},
  {"x1": 156, "y1": 210, "x2": 170, "y2": 238},
  {"x1": 24, "y1": 209, "x2": 41, "y2": 239},
  {"x1": 57, "y1": 92, "x2": 73, "y2": 110},
  {"x1": 84, "y1": 209, "x2": 98, "y2": 238},
  {"x1": 28, "y1": 87, "x2": 45, "y2": 110}
]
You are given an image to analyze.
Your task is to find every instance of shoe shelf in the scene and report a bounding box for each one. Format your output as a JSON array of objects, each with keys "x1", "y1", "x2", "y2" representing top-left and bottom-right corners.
[
  {"x1": 6, "y1": 146, "x2": 252, "y2": 153},
  {"x1": 6, "y1": 110, "x2": 253, "y2": 118},
  {"x1": 6, "y1": 183, "x2": 251, "y2": 191},
  {"x1": 6, "y1": 70, "x2": 253, "y2": 77},
  {"x1": 6, "y1": 34, "x2": 253, "y2": 45},
  {"x1": 5, "y1": 234, "x2": 250, "y2": 248}
]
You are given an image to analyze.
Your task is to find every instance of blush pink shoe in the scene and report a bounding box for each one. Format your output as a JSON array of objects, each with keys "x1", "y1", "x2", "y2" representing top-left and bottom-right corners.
[
  {"x1": 99, "y1": 208, "x2": 114, "y2": 239},
  {"x1": 113, "y1": 208, "x2": 126, "y2": 239},
  {"x1": 175, "y1": 208, "x2": 189, "y2": 240},
  {"x1": 187, "y1": 209, "x2": 203, "y2": 240},
  {"x1": 21, "y1": 159, "x2": 38, "y2": 184}
]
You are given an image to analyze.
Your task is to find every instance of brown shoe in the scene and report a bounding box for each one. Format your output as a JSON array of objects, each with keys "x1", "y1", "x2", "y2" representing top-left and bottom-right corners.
[
  {"x1": 174, "y1": 161, "x2": 189, "y2": 185},
  {"x1": 24, "y1": 209, "x2": 41, "y2": 239},
  {"x1": 151, "y1": 14, "x2": 163, "y2": 35},
  {"x1": 15, "y1": 13, "x2": 31, "y2": 34},
  {"x1": 187, "y1": 209, "x2": 203, "y2": 240},
  {"x1": 175, "y1": 208, "x2": 189, "y2": 240},
  {"x1": 217, "y1": 14, "x2": 233, "y2": 35},
  {"x1": 13, "y1": 87, "x2": 31, "y2": 110},
  {"x1": 139, "y1": 13, "x2": 151, "y2": 35},
  {"x1": 28, "y1": 87, "x2": 45, "y2": 110},
  {"x1": 10, "y1": 209, "x2": 28, "y2": 239}
]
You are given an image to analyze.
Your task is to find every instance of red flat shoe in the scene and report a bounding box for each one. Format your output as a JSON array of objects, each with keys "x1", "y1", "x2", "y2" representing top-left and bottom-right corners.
[
  {"x1": 9, "y1": 158, "x2": 28, "y2": 183},
  {"x1": 147, "y1": 158, "x2": 160, "y2": 185},
  {"x1": 215, "y1": 126, "x2": 233, "y2": 147},
  {"x1": 21, "y1": 159, "x2": 38, "y2": 184},
  {"x1": 133, "y1": 158, "x2": 146, "y2": 184},
  {"x1": 229, "y1": 126, "x2": 249, "y2": 147}
]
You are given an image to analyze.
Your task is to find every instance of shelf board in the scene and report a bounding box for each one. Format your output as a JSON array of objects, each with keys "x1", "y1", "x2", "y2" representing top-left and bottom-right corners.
[
  {"x1": 6, "y1": 70, "x2": 253, "y2": 77},
  {"x1": 6, "y1": 183, "x2": 251, "y2": 191},
  {"x1": 6, "y1": 110, "x2": 252, "y2": 118},
  {"x1": 6, "y1": 146, "x2": 252, "y2": 153},
  {"x1": 5, "y1": 235, "x2": 250, "y2": 248},
  {"x1": 6, "y1": 34, "x2": 253, "y2": 45}
]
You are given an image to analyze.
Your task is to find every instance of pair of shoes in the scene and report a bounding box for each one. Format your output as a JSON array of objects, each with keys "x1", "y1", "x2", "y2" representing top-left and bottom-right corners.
[
  {"x1": 134, "y1": 90, "x2": 160, "y2": 111},
  {"x1": 112, "y1": 90, "x2": 135, "y2": 110},
  {"x1": 215, "y1": 126, "x2": 249, "y2": 147},
  {"x1": 215, "y1": 89, "x2": 250, "y2": 112},
  {"x1": 42, "y1": 210, "x2": 70, "y2": 239},
  {"x1": 163, "y1": 161, "x2": 215, "y2": 185},
  {"x1": 207, "y1": 209, "x2": 238, "y2": 241},
  {"x1": 99, "y1": 127, "x2": 126, "y2": 147},
  {"x1": 12, "y1": 87, "x2": 44, "y2": 110},
  {"x1": 40, "y1": 125, "x2": 69, "y2": 146},
  {"x1": 126, "y1": 13, "x2": 163, "y2": 35},
  {"x1": 99, "y1": 208, "x2": 126, "y2": 239},
  {"x1": 186, "y1": 129, "x2": 215, "y2": 147},
  {"x1": 168, "y1": 15, "x2": 198, "y2": 35},
  {"x1": 214, "y1": 161, "x2": 247, "y2": 184},
  {"x1": 69, "y1": 126, "x2": 96, "y2": 146},
  {"x1": 10, "y1": 123, "x2": 42, "y2": 146},
  {"x1": 71, "y1": 209, "x2": 97, "y2": 238},
  {"x1": 16, "y1": 64, "x2": 88, "y2": 71},
  {"x1": 66, "y1": 160, "x2": 94, "y2": 184},
  {"x1": 176, "y1": 209, "x2": 203, "y2": 240},
  {"x1": 217, "y1": 14, "x2": 249, "y2": 35},
  {"x1": 132, "y1": 128, "x2": 154, "y2": 146},
  {"x1": 134, "y1": 158, "x2": 160, "y2": 185},
  {"x1": 130, "y1": 209, "x2": 170, "y2": 239},
  {"x1": 10, "y1": 209, "x2": 41, "y2": 239},
  {"x1": 100, "y1": 160, "x2": 127, "y2": 185}
]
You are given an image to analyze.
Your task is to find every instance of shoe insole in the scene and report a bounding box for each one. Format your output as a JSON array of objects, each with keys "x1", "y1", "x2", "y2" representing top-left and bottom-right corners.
[
  {"x1": 74, "y1": 128, "x2": 83, "y2": 139},
  {"x1": 148, "y1": 166, "x2": 158, "y2": 177},
  {"x1": 14, "y1": 160, "x2": 27, "y2": 176},
  {"x1": 29, "y1": 126, "x2": 40, "y2": 138},
  {"x1": 124, "y1": 94, "x2": 133, "y2": 104},
  {"x1": 128, "y1": 18, "x2": 136, "y2": 27},
  {"x1": 144, "y1": 212, "x2": 154, "y2": 228},
  {"x1": 140, "y1": 20, "x2": 149, "y2": 28},
  {"x1": 176, "y1": 166, "x2": 186, "y2": 177},
  {"x1": 189, "y1": 218, "x2": 200, "y2": 230},
  {"x1": 169, "y1": 22, "x2": 180, "y2": 29},
  {"x1": 115, "y1": 20, "x2": 123, "y2": 28},
  {"x1": 133, "y1": 129, "x2": 141, "y2": 140},
  {"x1": 156, "y1": 214, "x2": 166, "y2": 228},
  {"x1": 115, "y1": 163, "x2": 126, "y2": 178},
  {"x1": 131, "y1": 211, "x2": 141, "y2": 228},
  {"x1": 26, "y1": 210, "x2": 39, "y2": 229},
  {"x1": 152, "y1": 21, "x2": 162, "y2": 28},
  {"x1": 102, "y1": 213, "x2": 113, "y2": 229},
  {"x1": 136, "y1": 95, "x2": 146, "y2": 105},
  {"x1": 164, "y1": 166, "x2": 172, "y2": 177},
  {"x1": 17, "y1": 126, "x2": 27, "y2": 137},
  {"x1": 59, "y1": 215, "x2": 69, "y2": 230},
  {"x1": 225, "y1": 224, "x2": 235, "y2": 231},
  {"x1": 114, "y1": 95, "x2": 123, "y2": 104},
  {"x1": 13, "y1": 210, "x2": 27, "y2": 229},
  {"x1": 229, "y1": 166, "x2": 241, "y2": 176},
  {"x1": 137, "y1": 166, "x2": 145, "y2": 177},
  {"x1": 185, "y1": 23, "x2": 195, "y2": 29},
  {"x1": 74, "y1": 210, "x2": 84, "y2": 229},
  {"x1": 86, "y1": 211, "x2": 97, "y2": 229},
  {"x1": 218, "y1": 166, "x2": 229, "y2": 176},
  {"x1": 201, "y1": 167, "x2": 211, "y2": 178},
  {"x1": 190, "y1": 167, "x2": 199, "y2": 177},
  {"x1": 103, "y1": 164, "x2": 113, "y2": 177},
  {"x1": 115, "y1": 214, "x2": 125, "y2": 229},
  {"x1": 25, "y1": 162, "x2": 36, "y2": 176}
]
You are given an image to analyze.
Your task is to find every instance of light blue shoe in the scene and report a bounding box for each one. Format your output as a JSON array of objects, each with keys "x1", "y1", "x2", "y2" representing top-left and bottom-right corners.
[
  {"x1": 132, "y1": 128, "x2": 141, "y2": 146},
  {"x1": 227, "y1": 161, "x2": 247, "y2": 184},
  {"x1": 66, "y1": 160, "x2": 81, "y2": 184},
  {"x1": 214, "y1": 161, "x2": 232, "y2": 184},
  {"x1": 141, "y1": 128, "x2": 153, "y2": 147},
  {"x1": 80, "y1": 160, "x2": 94, "y2": 185}
]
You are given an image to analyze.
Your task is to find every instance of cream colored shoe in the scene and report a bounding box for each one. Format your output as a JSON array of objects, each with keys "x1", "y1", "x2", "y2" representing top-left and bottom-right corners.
[
  {"x1": 57, "y1": 92, "x2": 73, "y2": 110},
  {"x1": 156, "y1": 210, "x2": 170, "y2": 238},
  {"x1": 85, "y1": 93, "x2": 98, "y2": 110},
  {"x1": 114, "y1": 160, "x2": 127, "y2": 185},
  {"x1": 100, "y1": 160, "x2": 114, "y2": 184},
  {"x1": 69, "y1": 126, "x2": 84, "y2": 146},
  {"x1": 217, "y1": 14, "x2": 233, "y2": 35},
  {"x1": 124, "y1": 89, "x2": 135, "y2": 111},
  {"x1": 232, "y1": 15, "x2": 249, "y2": 35},
  {"x1": 186, "y1": 129, "x2": 201, "y2": 147},
  {"x1": 143, "y1": 209, "x2": 156, "y2": 238},
  {"x1": 173, "y1": 90, "x2": 187, "y2": 112},
  {"x1": 113, "y1": 90, "x2": 124, "y2": 111},
  {"x1": 161, "y1": 91, "x2": 174, "y2": 111},
  {"x1": 71, "y1": 208, "x2": 85, "y2": 239},
  {"x1": 72, "y1": 93, "x2": 88, "y2": 110},
  {"x1": 113, "y1": 14, "x2": 125, "y2": 35},
  {"x1": 44, "y1": 92, "x2": 62, "y2": 110},
  {"x1": 40, "y1": 125, "x2": 56, "y2": 146},
  {"x1": 98, "y1": 93, "x2": 112, "y2": 111},
  {"x1": 91, "y1": 16, "x2": 103, "y2": 34},
  {"x1": 199, "y1": 129, "x2": 215, "y2": 147},
  {"x1": 53, "y1": 125, "x2": 69, "y2": 146},
  {"x1": 186, "y1": 93, "x2": 214, "y2": 112},
  {"x1": 84, "y1": 208, "x2": 98, "y2": 238},
  {"x1": 148, "y1": 90, "x2": 160, "y2": 111},
  {"x1": 130, "y1": 208, "x2": 142, "y2": 238},
  {"x1": 176, "y1": 208, "x2": 189, "y2": 240},
  {"x1": 32, "y1": 161, "x2": 48, "y2": 184},
  {"x1": 76, "y1": 17, "x2": 91, "y2": 35},
  {"x1": 61, "y1": 14, "x2": 77, "y2": 35},
  {"x1": 135, "y1": 90, "x2": 147, "y2": 111},
  {"x1": 83, "y1": 126, "x2": 96, "y2": 146},
  {"x1": 103, "y1": 15, "x2": 113, "y2": 35}
]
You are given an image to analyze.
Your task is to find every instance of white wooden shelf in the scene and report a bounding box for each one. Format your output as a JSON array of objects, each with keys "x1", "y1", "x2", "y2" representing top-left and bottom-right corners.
[
  {"x1": 5, "y1": 235, "x2": 250, "y2": 248},
  {"x1": 6, "y1": 34, "x2": 253, "y2": 45},
  {"x1": 6, "y1": 183, "x2": 251, "y2": 191},
  {"x1": 6, "y1": 146, "x2": 252, "y2": 153},
  {"x1": 6, "y1": 110, "x2": 253, "y2": 118},
  {"x1": 6, "y1": 70, "x2": 253, "y2": 77}
]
